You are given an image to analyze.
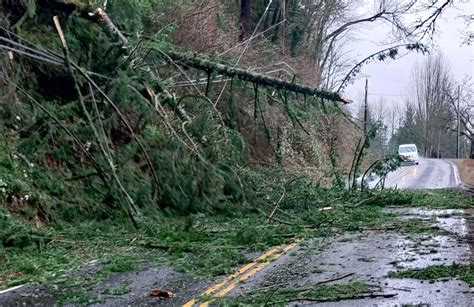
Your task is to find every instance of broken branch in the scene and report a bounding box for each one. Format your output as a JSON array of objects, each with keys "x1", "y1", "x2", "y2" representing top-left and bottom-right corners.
[{"x1": 295, "y1": 292, "x2": 398, "y2": 302}]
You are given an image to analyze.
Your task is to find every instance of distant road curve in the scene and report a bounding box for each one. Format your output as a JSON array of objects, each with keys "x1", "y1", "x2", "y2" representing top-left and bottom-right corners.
[{"x1": 383, "y1": 158, "x2": 460, "y2": 189}]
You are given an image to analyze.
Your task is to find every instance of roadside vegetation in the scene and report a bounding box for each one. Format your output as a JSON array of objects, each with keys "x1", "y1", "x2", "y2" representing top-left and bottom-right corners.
[
  {"x1": 389, "y1": 263, "x2": 474, "y2": 287},
  {"x1": 397, "y1": 189, "x2": 474, "y2": 208},
  {"x1": 215, "y1": 282, "x2": 372, "y2": 305}
]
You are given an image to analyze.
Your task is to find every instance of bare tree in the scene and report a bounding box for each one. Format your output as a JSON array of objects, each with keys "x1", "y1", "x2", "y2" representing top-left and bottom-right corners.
[
  {"x1": 445, "y1": 77, "x2": 474, "y2": 158},
  {"x1": 292, "y1": 0, "x2": 454, "y2": 89},
  {"x1": 235, "y1": 0, "x2": 456, "y2": 90},
  {"x1": 460, "y1": 14, "x2": 474, "y2": 45},
  {"x1": 411, "y1": 54, "x2": 453, "y2": 157},
  {"x1": 320, "y1": 33, "x2": 354, "y2": 90},
  {"x1": 240, "y1": 0, "x2": 253, "y2": 40}
]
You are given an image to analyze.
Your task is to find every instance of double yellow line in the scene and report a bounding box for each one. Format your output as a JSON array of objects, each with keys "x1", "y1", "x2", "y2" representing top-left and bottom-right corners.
[
  {"x1": 384, "y1": 165, "x2": 415, "y2": 187},
  {"x1": 183, "y1": 242, "x2": 298, "y2": 306}
]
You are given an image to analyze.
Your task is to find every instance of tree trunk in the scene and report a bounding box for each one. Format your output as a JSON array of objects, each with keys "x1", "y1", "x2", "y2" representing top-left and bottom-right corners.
[
  {"x1": 239, "y1": 0, "x2": 252, "y2": 40},
  {"x1": 470, "y1": 138, "x2": 474, "y2": 159},
  {"x1": 271, "y1": 0, "x2": 281, "y2": 43},
  {"x1": 164, "y1": 50, "x2": 351, "y2": 104}
]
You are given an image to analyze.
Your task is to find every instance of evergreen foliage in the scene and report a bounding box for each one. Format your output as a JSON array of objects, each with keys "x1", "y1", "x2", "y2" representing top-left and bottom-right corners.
[{"x1": 0, "y1": 0, "x2": 355, "y2": 229}]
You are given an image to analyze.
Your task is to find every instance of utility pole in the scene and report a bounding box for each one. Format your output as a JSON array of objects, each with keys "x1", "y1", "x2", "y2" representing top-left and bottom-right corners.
[
  {"x1": 364, "y1": 78, "x2": 368, "y2": 136},
  {"x1": 456, "y1": 85, "x2": 460, "y2": 159}
]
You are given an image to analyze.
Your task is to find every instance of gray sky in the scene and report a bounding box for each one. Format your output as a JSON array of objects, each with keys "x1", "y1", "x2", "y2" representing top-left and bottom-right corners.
[{"x1": 342, "y1": 0, "x2": 473, "y2": 117}]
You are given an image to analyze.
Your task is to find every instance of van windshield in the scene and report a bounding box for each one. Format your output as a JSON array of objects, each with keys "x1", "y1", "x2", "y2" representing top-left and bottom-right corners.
[{"x1": 399, "y1": 146, "x2": 416, "y2": 153}]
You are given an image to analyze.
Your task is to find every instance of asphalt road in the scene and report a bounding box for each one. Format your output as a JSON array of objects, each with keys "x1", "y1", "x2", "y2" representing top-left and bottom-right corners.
[
  {"x1": 185, "y1": 208, "x2": 473, "y2": 307},
  {"x1": 383, "y1": 158, "x2": 460, "y2": 189}
]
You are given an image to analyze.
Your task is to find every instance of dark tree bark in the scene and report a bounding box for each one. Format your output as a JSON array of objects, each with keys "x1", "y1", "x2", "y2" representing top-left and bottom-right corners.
[
  {"x1": 239, "y1": 0, "x2": 252, "y2": 40},
  {"x1": 271, "y1": 0, "x2": 286, "y2": 52},
  {"x1": 470, "y1": 140, "x2": 474, "y2": 159},
  {"x1": 270, "y1": 0, "x2": 281, "y2": 43}
]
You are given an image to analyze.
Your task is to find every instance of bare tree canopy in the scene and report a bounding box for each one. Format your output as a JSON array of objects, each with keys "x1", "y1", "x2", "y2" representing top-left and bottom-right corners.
[
  {"x1": 235, "y1": 0, "x2": 457, "y2": 90},
  {"x1": 390, "y1": 52, "x2": 473, "y2": 158}
]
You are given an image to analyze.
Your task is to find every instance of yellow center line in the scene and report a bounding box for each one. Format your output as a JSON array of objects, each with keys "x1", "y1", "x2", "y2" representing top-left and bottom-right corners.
[
  {"x1": 183, "y1": 244, "x2": 288, "y2": 307},
  {"x1": 199, "y1": 242, "x2": 298, "y2": 307}
]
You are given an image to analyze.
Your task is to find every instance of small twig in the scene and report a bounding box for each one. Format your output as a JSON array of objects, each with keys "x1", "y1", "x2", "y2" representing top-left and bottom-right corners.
[
  {"x1": 276, "y1": 208, "x2": 303, "y2": 222},
  {"x1": 361, "y1": 226, "x2": 398, "y2": 231},
  {"x1": 345, "y1": 196, "x2": 377, "y2": 209},
  {"x1": 385, "y1": 286, "x2": 413, "y2": 292},
  {"x1": 268, "y1": 186, "x2": 287, "y2": 220},
  {"x1": 292, "y1": 292, "x2": 397, "y2": 303},
  {"x1": 269, "y1": 216, "x2": 293, "y2": 226},
  {"x1": 295, "y1": 273, "x2": 355, "y2": 292},
  {"x1": 156, "y1": 4, "x2": 220, "y2": 36},
  {"x1": 265, "y1": 211, "x2": 318, "y2": 229},
  {"x1": 313, "y1": 273, "x2": 355, "y2": 285},
  {"x1": 219, "y1": 19, "x2": 287, "y2": 57}
]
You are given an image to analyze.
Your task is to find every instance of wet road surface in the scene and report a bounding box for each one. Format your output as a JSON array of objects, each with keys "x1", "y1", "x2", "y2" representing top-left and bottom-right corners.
[
  {"x1": 382, "y1": 158, "x2": 460, "y2": 189},
  {"x1": 226, "y1": 208, "x2": 473, "y2": 306},
  {"x1": 3, "y1": 208, "x2": 471, "y2": 306}
]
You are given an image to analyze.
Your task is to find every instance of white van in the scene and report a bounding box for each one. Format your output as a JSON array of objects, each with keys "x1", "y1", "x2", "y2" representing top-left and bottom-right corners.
[{"x1": 398, "y1": 144, "x2": 419, "y2": 165}]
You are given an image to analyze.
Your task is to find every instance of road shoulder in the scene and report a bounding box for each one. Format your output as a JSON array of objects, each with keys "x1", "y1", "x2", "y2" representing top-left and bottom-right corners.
[{"x1": 452, "y1": 159, "x2": 474, "y2": 194}]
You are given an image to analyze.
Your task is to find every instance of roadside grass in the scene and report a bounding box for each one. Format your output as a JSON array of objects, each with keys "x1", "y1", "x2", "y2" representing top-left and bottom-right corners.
[
  {"x1": 214, "y1": 282, "x2": 368, "y2": 305},
  {"x1": 389, "y1": 263, "x2": 474, "y2": 287},
  {"x1": 0, "y1": 219, "x2": 143, "y2": 288},
  {"x1": 0, "y1": 218, "x2": 145, "y2": 304},
  {"x1": 394, "y1": 189, "x2": 474, "y2": 209}
]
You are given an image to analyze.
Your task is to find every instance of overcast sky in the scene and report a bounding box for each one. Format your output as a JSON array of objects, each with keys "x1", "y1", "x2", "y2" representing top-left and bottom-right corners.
[{"x1": 342, "y1": 0, "x2": 473, "y2": 117}]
